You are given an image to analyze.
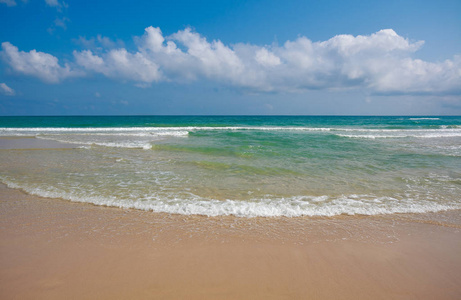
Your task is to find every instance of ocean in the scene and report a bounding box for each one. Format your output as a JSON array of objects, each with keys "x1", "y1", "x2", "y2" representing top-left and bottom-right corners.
[{"x1": 0, "y1": 116, "x2": 460, "y2": 217}]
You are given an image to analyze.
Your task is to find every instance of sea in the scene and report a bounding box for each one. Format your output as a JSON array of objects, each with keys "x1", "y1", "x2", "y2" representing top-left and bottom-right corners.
[{"x1": 0, "y1": 116, "x2": 460, "y2": 218}]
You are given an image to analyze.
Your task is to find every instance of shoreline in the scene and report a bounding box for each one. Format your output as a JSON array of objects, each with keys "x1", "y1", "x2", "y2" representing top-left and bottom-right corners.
[
  {"x1": 1, "y1": 136, "x2": 460, "y2": 218},
  {"x1": 1, "y1": 184, "x2": 460, "y2": 299}
]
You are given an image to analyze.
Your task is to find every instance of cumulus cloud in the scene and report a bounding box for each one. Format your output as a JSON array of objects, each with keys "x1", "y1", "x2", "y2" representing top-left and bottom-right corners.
[
  {"x1": 255, "y1": 48, "x2": 281, "y2": 67},
  {"x1": 2, "y1": 27, "x2": 460, "y2": 94},
  {"x1": 1, "y1": 42, "x2": 82, "y2": 83},
  {"x1": 73, "y1": 49, "x2": 161, "y2": 83},
  {"x1": 0, "y1": 83, "x2": 15, "y2": 96},
  {"x1": 73, "y1": 27, "x2": 460, "y2": 94}
]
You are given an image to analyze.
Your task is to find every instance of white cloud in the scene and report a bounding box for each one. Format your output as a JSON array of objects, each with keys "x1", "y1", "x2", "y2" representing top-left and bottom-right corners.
[
  {"x1": 169, "y1": 28, "x2": 245, "y2": 81},
  {"x1": 1, "y1": 42, "x2": 82, "y2": 83},
  {"x1": 255, "y1": 48, "x2": 281, "y2": 67},
  {"x1": 319, "y1": 29, "x2": 423, "y2": 56},
  {"x1": 0, "y1": 0, "x2": 16, "y2": 6},
  {"x1": 2, "y1": 27, "x2": 461, "y2": 95},
  {"x1": 97, "y1": 35, "x2": 118, "y2": 48},
  {"x1": 135, "y1": 27, "x2": 246, "y2": 82},
  {"x1": 0, "y1": 83, "x2": 15, "y2": 96},
  {"x1": 87, "y1": 27, "x2": 460, "y2": 94},
  {"x1": 73, "y1": 49, "x2": 161, "y2": 82}
]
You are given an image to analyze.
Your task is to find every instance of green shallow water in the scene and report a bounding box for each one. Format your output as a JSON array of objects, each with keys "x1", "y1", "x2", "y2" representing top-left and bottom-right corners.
[{"x1": 0, "y1": 116, "x2": 460, "y2": 217}]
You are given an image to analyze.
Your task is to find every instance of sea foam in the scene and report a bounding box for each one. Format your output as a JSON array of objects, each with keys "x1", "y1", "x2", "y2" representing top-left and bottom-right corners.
[{"x1": 1, "y1": 178, "x2": 458, "y2": 218}]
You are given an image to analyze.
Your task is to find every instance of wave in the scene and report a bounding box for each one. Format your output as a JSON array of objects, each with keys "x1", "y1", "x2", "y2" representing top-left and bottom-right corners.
[
  {"x1": 337, "y1": 132, "x2": 461, "y2": 139},
  {"x1": 409, "y1": 118, "x2": 441, "y2": 120},
  {"x1": 1, "y1": 126, "x2": 460, "y2": 134},
  {"x1": 0, "y1": 126, "x2": 334, "y2": 133},
  {"x1": 2, "y1": 126, "x2": 460, "y2": 150},
  {"x1": 1, "y1": 178, "x2": 459, "y2": 218},
  {"x1": 0, "y1": 127, "x2": 192, "y2": 134},
  {"x1": 35, "y1": 136, "x2": 154, "y2": 149}
]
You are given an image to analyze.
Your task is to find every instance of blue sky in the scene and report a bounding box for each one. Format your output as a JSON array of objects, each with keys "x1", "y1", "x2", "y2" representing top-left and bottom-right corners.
[{"x1": 0, "y1": 0, "x2": 460, "y2": 115}]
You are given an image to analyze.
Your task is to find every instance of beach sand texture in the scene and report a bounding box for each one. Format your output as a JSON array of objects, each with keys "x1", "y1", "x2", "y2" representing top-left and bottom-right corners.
[{"x1": 1, "y1": 184, "x2": 460, "y2": 300}]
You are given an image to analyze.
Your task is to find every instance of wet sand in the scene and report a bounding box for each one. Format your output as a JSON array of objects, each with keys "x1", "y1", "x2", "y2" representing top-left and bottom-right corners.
[
  {"x1": 1, "y1": 184, "x2": 460, "y2": 299},
  {"x1": 0, "y1": 137, "x2": 78, "y2": 150}
]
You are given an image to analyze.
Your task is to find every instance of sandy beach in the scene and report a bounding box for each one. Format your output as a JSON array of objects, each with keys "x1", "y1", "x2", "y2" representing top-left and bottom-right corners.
[
  {"x1": 1, "y1": 0, "x2": 460, "y2": 296},
  {"x1": 1, "y1": 183, "x2": 460, "y2": 299}
]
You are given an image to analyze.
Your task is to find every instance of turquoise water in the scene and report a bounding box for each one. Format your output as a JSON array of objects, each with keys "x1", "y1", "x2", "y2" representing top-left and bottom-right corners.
[{"x1": 0, "y1": 116, "x2": 460, "y2": 217}]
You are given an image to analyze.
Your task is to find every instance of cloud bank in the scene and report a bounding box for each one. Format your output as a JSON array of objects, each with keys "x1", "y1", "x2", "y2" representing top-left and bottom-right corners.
[{"x1": 1, "y1": 27, "x2": 460, "y2": 95}]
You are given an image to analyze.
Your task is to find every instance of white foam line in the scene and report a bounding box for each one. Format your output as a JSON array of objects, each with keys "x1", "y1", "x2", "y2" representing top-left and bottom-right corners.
[
  {"x1": 1, "y1": 126, "x2": 460, "y2": 133},
  {"x1": 0, "y1": 126, "x2": 332, "y2": 132},
  {"x1": 38, "y1": 131, "x2": 190, "y2": 137},
  {"x1": 35, "y1": 136, "x2": 153, "y2": 149},
  {"x1": 338, "y1": 133, "x2": 461, "y2": 139},
  {"x1": 1, "y1": 178, "x2": 459, "y2": 218},
  {"x1": 336, "y1": 128, "x2": 461, "y2": 132}
]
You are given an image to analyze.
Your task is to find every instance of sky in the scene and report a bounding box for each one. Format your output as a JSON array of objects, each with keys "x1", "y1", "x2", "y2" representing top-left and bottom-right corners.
[{"x1": 0, "y1": 0, "x2": 460, "y2": 115}]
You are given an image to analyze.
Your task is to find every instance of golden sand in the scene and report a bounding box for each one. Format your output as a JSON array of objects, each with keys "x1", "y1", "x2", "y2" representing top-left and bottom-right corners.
[{"x1": 1, "y1": 184, "x2": 460, "y2": 299}]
